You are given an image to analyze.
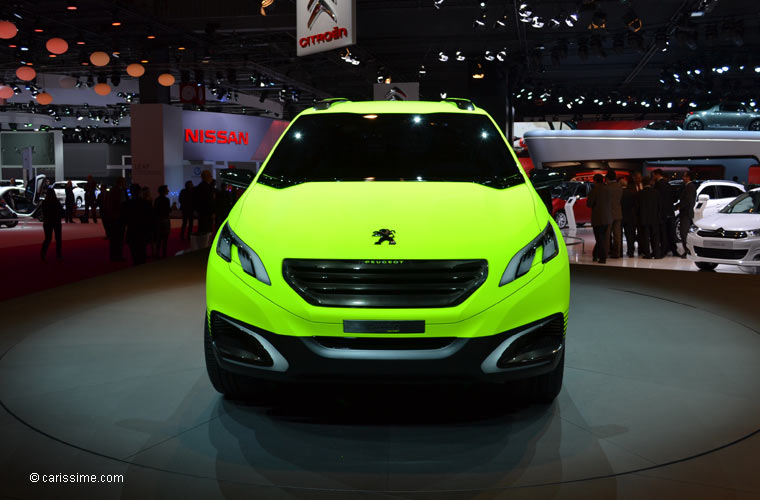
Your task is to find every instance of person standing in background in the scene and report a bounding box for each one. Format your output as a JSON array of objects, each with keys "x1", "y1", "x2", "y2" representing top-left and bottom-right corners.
[
  {"x1": 102, "y1": 177, "x2": 127, "y2": 262},
  {"x1": 214, "y1": 182, "x2": 234, "y2": 231},
  {"x1": 123, "y1": 184, "x2": 153, "y2": 266},
  {"x1": 653, "y1": 169, "x2": 678, "y2": 256},
  {"x1": 606, "y1": 171, "x2": 623, "y2": 259},
  {"x1": 587, "y1": 173, "x2": 612, "y2": 264},
  {"x1": 620, "y1": 177, "x2": 638, "y2": 258},
  {"x1": 84, "y1": 175, "x2": 98, "y2": 223},
  {"x1": 678, "y1": 171, "x2": 697, "y2": 258},
  {"x1": 194, "y1": 170, "x2": 215, "y2": 236},
  {"x1": 637, "y1": 177, "x2": 662, "y2": 259},
  {"x1": 40, "y1": 187, "x2": 63, "y2": 261},
  {"x1": 64, "y1": 180, "x2": 75, "y2": 223},
  {"x1": 179, "y1": 180, "x2": 194, "y2": 239},
  {"x1": 154, "y1": 185, "x2": 171, "y2": 258},
  {"x1": 141, "y1": 186, "x2": 156, "y2": 258}
]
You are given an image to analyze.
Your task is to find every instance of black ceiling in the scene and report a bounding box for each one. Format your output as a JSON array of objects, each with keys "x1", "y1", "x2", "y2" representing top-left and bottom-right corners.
[{"x1": 1, "y1": 0, "x2": 760, "y2": 120}]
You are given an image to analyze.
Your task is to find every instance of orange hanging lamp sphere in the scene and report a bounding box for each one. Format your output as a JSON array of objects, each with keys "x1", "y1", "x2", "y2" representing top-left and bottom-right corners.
[
  {"x1": 0, "y1": 20, "x2": 18, "y2": 39},
  {"x1": 0, "y1": 85, "x2": 14, "y2": 99},
  {"x1": 16, "y1": 66, "x2": 37, "y2": 81},
  {"x1": 157, "y1": 73, "x2": 175, "y2": 86},
  {"x1": 46, "y1": 37, "x2": 69, "y2": 54},
  {"x1": 36, "y1": 92, "x2": 53, "y2": 105},
  {"x1": 94, "y1": 83, "x2": 111, "y2": 95},
  {"x1": 126, "y1": 63, "x2": 145, "y2": 77},
  {"x1": 89, "y1": 51, "x2": 110, "y2": 66}
]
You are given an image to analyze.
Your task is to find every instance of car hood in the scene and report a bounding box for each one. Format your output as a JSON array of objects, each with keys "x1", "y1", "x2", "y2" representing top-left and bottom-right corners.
[
  {"x1": 230, "y1": 181, "x2": 542, "y2": 262},
  {"x1": 696, "y1": 213, "x2": 760, "y2": 231}
]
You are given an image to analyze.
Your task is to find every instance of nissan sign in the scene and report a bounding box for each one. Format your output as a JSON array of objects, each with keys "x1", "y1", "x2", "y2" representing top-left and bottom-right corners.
[{"x1": 296, "y1": 0, "x2": 356, "y2": 56}]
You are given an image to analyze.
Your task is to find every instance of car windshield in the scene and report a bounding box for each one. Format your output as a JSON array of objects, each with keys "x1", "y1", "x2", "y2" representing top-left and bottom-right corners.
[
  {"x1": 551, "y1": 183, "x2": 577, "y2": 200},
  {"x1": 258, "y1": 112, "x2": 525, "y2": 189},
  {"x1": 719, "y1": 191, "x2": 760, "y2": 214}
]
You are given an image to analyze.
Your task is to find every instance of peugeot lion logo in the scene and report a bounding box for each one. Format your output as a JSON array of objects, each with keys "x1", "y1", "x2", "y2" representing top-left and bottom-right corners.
[
  {"x1": 307, "y1": 0, "x2": 337, "y2": 29},
  {"x1": 373, "y1": 229, "x2": 396, "y2": 245}
]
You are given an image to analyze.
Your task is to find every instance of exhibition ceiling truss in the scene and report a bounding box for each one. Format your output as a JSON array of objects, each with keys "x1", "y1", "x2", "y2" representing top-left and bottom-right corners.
[{"x1": 1, "y1": 0, "x2": 760, "y2": 122}]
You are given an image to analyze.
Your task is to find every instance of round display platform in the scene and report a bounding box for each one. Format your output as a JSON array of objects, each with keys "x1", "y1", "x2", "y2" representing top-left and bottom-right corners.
[{"x1": 1, "y1": 256, "x2": 759, "y2": 497}]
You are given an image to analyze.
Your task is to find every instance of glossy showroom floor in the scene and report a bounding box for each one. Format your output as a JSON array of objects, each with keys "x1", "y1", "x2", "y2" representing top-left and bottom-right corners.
[{"x1": 1, "y1": 252, "x2": 759, "y2": 500}]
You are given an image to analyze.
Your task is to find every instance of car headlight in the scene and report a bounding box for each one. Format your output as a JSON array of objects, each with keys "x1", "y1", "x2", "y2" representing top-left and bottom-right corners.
[
  {"x1": 689, "y1": 224, "x2": 700, "y2": 233},
  {"x1": 216, "y1": 222, "x2": 271, "y2": 285},
  {"x1": 500, "y1": 222, "x2": 559, "y2": 286},
  {"x1": 747, "y1": 228, "x2": 760, "y2": 237}
]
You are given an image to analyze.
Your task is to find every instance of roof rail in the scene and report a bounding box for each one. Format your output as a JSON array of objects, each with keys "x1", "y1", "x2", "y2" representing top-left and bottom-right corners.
[
  {"x1": 313, "y1": 98, "x2": 351, "y2": 110},
  {"x1": 442, "y1": 98, "x2": 475, "y2": 111}
]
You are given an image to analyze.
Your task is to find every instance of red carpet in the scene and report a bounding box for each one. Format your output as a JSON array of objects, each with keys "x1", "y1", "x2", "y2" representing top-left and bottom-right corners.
[{"x1": 0, "y1": 227, "x2": 192, "y2": 302}]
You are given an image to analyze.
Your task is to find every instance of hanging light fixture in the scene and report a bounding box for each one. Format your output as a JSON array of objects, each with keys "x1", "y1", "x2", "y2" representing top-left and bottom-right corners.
[
  {"x1": 36, "y1": 92, "x2": 53, "y2": 105},
  {"x1": 66, "y1": 0, "x2": 78, "y2": 10},
  {"x1": 94, "y1": 82, "x2": 111, "y2": 95},
  {"x1": 46, "y1": 37, "x2": 69, "y2": 54},
  {"x1": 158, "y1": 73, "x2": 175, "y2": 86},
  {"x1": 16, "y1": 66, "x2": 36, "y2": 81},
  {"x1": 0, "y1": 20, "x2": 18, "y2": 39},
  {"x1": 126, "y1": 63, "x2": 145, "y2": 77},
  {"x1": 0, "y1": 85, "x2": 14, "y2": 99},
  {"x1": 90, "y1": 51, "x2": 110, "y2": 66}
]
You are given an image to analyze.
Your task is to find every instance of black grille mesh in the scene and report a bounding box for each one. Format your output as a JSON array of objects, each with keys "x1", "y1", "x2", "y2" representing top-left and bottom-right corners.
[
  {"x1": 694, "y1": 247, "x2": 747, "y2": 260},
  {"x1": 282, "y1": 259, "x2": 488, "y2": 308}
]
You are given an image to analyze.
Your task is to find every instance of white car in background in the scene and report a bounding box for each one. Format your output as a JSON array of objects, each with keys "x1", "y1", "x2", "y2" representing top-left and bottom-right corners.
[
  {"x1": 686, "y1": 188, "x2": 760, "y2": 273},
  {"x1": 671, "y1": 179, "x2": 746, "y2": 240},
  {"x1": 51, "y1": 181, "x2": 89, "y2": 209}
]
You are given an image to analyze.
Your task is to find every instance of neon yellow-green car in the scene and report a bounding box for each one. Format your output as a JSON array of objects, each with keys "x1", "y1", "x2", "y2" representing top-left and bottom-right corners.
[{"x1": 205, "y1": 99, "x2": 570, "y2": 403}]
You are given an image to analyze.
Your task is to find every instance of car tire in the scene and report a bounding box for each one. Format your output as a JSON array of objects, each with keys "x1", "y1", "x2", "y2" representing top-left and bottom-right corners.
[
  {"x1": 749, "y1": 120, "x2": 760, "y2": 132},
  {"x1": 523, "y1": 350, "x2": 564, "y2": 404},
  {"x1": 674, "y1": 219, "x2": 682, "y2": 243},
  {"x1": 76, "y1": 197, "x2": 83, "y2": 208},
  {"x1": 554, "y1": 210, "x2": 568, "y2": 229},
  {"x1": 695, "y1": 262, "x2": 718, "y2": 271},
  {"x1": 687, "y1": 120, "x2": 704, "y2": 130},
  {"x1": 204, "y1": 319, "x2": 257, "y2": 400}
]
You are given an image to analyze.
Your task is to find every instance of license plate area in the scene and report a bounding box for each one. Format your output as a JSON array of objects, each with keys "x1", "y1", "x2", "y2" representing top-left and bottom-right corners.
[
  {"x1": 703, "y1": 239, "x2": 733, "y2": 249},
  {"x1": 343, "y1": 320, "x2": 425, "y2": 334}
]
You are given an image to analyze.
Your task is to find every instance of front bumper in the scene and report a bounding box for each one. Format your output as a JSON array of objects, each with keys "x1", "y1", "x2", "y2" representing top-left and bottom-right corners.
[
  {"x1": 686, "y1": 233, "x2": 760, "y2": 267},
  {"x1": 207, "y1": 311, "x2": 566, "y2": 383}
]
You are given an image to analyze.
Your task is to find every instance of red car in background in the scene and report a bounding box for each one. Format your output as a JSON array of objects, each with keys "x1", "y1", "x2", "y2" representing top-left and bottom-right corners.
[{"x1": 550, "y1": 181, "x2": 593, "y2": 229}]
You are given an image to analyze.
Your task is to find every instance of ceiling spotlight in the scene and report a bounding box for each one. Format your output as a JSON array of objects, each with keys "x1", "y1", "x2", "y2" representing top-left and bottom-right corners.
[
  {"x1": 495, "y1": 14, "x2": 508, "y2": 28},
  {"x1": 473, "y1": 13, "x2": 487, "y2": 29},
  {"x1": 66, "y1": 0, "x2": 78, "y2": 10},
  {"x1": 433, "y1": 0, "x2": 444, "y2": 8},
  {"x1": 484, "y1": 50, "x2": 495, "y2": 61},
  {"x1": 496, "y1": 49, "x2": 507, "y2": 62},
  {"x1": 589, "y1": 11, "x2": 606, "y2": 29},
  {"x1": 518, "y1": 3, "x2": 532, "y2": 18},
  {"x1": 111, "y1": 10, "x2": 122, "y2": 26},
  {"x1": 438, "y1": 51, "x2": 449, "y2": 62},
  {"x1": 623, "y1": 9, "x2": 642, "y2": 32},
  {"x1": 548, "y1": 17, "x2": 561, "y2": 28},
  {"x1": 471, "y1": 61, "x2": 485, "y2": 79},
  {"x1": 455, "y1": 51, "x2": 466, "y2": 61},
  {"x1": 564, "y1": 12, "x2": 578, "y2": 27},
  {"x1": 531, "y1": 16, "x2": 545, "y2": 28}
]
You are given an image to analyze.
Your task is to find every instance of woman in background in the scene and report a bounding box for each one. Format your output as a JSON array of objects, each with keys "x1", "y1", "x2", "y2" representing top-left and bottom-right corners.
[{"x1": 40, "y1": 187, "x2": 63, "y2": 260}]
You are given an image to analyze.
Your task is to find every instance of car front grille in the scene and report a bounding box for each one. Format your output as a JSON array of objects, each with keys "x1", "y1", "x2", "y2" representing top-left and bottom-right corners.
[
  {"x1": 697, "y1": 229, "x2": 747, "y2": 239},
  {"x1": 694, "y1": 247, "x2": 748, "y2": 260},
  {"x1": 282, "y1": 259, "x2": 488, "y2": 308}
]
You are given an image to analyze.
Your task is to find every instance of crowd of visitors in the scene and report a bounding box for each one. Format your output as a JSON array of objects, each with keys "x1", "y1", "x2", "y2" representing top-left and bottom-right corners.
[
  {"x1": 587, "y1": 169, "x2": 696, "y2": 264},
  {"x1": 35, "y1": 169, "x2": 235, "y2": 265}
]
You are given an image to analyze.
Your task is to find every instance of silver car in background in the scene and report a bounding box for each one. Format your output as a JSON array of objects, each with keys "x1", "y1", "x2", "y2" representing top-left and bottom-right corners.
[
  {"x1": 684, "y1": 102, "x2": 760, "y2": 131},
  {"x1": 686, "y1": 188, "x2": 760, "y2": 273}
]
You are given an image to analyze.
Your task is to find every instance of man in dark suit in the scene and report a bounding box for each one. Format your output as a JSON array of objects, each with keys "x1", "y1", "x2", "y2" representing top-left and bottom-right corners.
[
  {"x1": 653, "y1": 169, "x2": 678, "y2": 256},
  {"x1": 637, "y1": 176, "x2": 662, "y2": 259},
  {"x1": 606, "y1": 170, "x2": 623, "y2": 258},
  {"x1": 587, "y1": 173, "x2": 611, "y2": 264},
  {"x1": 620, "y1": 177, "x2": 637, "y2": 257},
  {"x1": 678, "y1": 171, "x2": 697, "y2": 257}
]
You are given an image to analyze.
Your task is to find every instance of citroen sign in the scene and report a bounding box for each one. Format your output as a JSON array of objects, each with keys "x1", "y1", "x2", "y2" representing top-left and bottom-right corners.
[{"x1": 296, "y1": 0, "x2": 356, "y2": 56}]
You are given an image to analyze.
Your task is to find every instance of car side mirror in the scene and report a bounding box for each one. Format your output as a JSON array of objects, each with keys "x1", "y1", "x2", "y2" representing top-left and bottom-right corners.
[{"x1": 698, "y1": 194, "x2": 709, "y2": 203}]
